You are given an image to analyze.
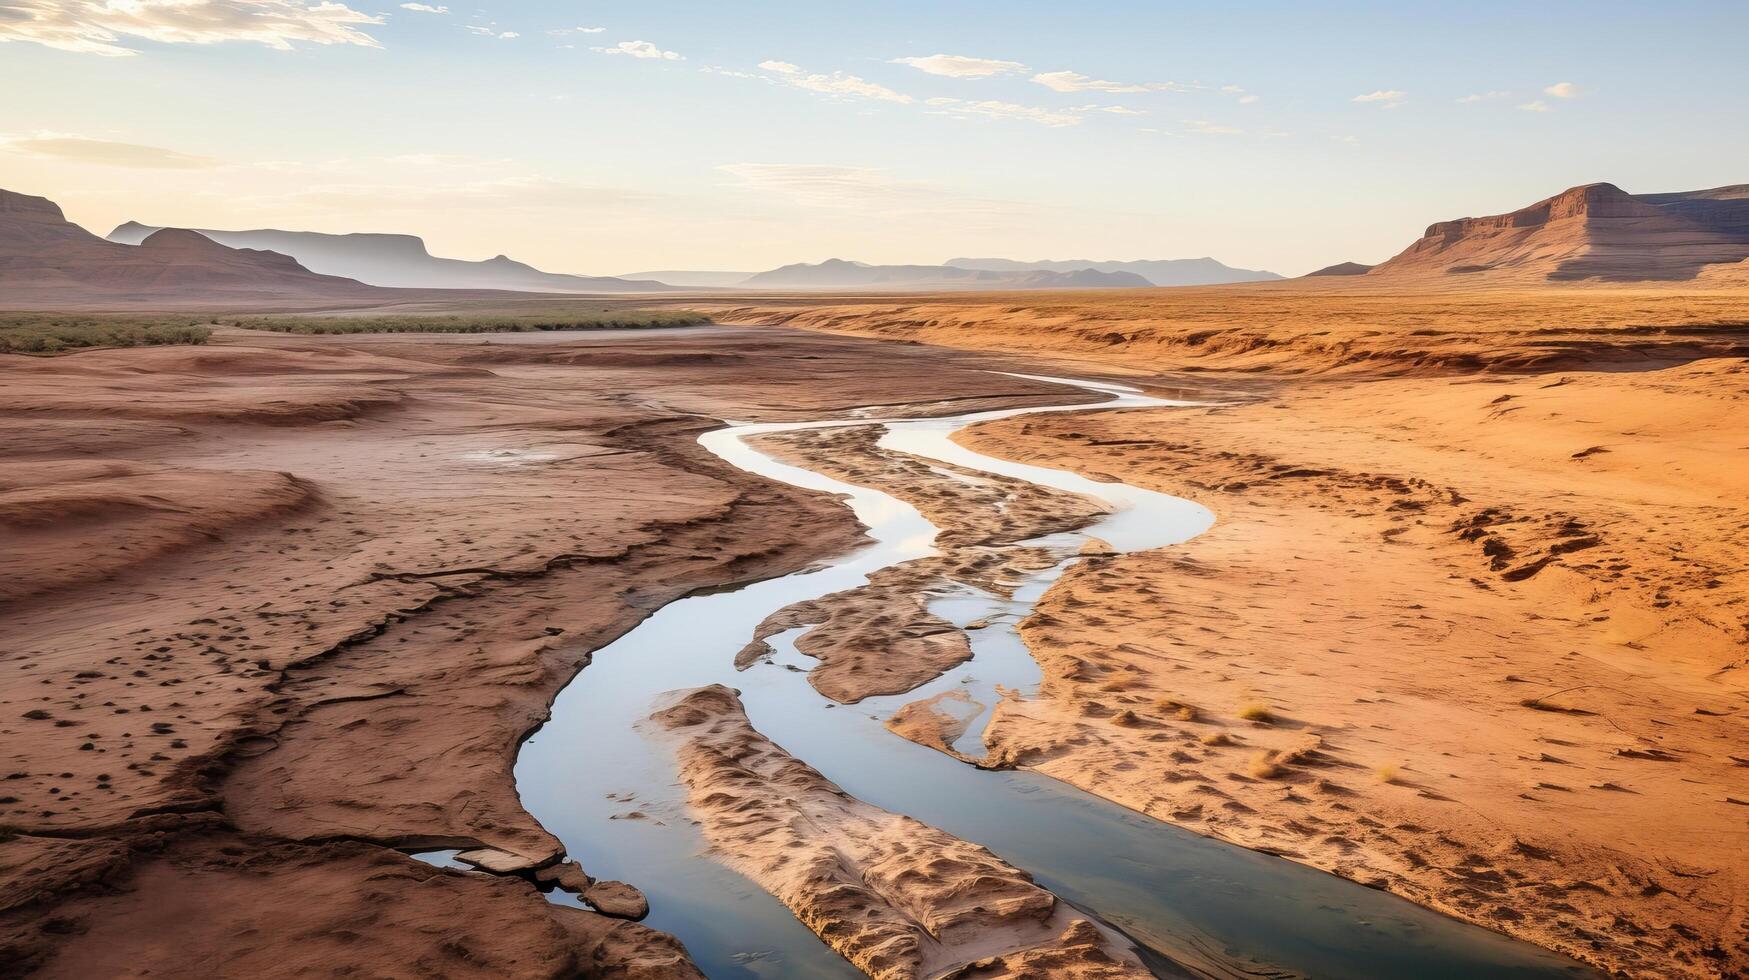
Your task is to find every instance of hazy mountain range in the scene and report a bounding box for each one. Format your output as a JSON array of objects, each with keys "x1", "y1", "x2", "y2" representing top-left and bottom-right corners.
[
  {"x1": 107, "y1": 223, "x2": 674, "y2": 294},
  {"x1": 1, "y1": 190, "x2": 380, "y2": 308},
  {"x1": 9, "y1": 181, "x2": 1749, "y2": 308},
  {"x1": 946, "y1": 256, "x2": 1283, "y2": 286},
  {"x1": 739, "y1": 258, "x2": 1152, "y2": 290}
]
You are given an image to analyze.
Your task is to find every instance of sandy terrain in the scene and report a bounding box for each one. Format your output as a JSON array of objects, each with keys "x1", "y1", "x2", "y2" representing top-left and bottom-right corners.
[
  {"x1": 708, "y1": 286, "x2": 1749, "y2": 978},
  {"x1": 733, "y1": 423, "x2": 1107, "y2": 703},
  {"x1": 651, "y1": 685, "x2": 1149, "y2": 980},
  {"x1": 0, "y1": 325, "x2": 1094, "y2": 976}
]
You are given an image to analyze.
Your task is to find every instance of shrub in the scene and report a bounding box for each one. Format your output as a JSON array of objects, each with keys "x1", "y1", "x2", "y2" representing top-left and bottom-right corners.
[
  {"x1": 1237, "y1": 702, "x2": 1274, "y2": 723},
  {"x1": 223, "y1": 310, "x2": 708, "y2": 335},
  {"x1": 0, "y1": 316, "x2": 211, "y2": 354}
]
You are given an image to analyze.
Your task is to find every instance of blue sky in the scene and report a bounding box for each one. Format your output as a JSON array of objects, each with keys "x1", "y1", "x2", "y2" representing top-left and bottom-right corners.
[{"x1": 2, "y1": 0, "x2": 1745, "y2": 275}]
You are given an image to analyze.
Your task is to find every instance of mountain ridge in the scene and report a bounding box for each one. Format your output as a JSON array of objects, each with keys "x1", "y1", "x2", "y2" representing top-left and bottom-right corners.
[
  {"x1": 945, "y1": 256, "x2": 1282, "y2": 286},
  {"x1": 741, "y1": 258, "x2": 1153, "y2": 290},
  {"x1": 1367, "y1": 182, "x2": 1749, "y2": 282},
  {"x1": 2, "y1": 189, "x2": 383, "y2": 307},
  {"x1": 107, "y1": 222, "x2": 674, "y2": 294}
]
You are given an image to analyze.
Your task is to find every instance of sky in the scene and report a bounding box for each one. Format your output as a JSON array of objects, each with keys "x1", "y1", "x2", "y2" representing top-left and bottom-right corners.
[{"x1": 2, "y1": 1, "x2": 1746, "y2": 277}]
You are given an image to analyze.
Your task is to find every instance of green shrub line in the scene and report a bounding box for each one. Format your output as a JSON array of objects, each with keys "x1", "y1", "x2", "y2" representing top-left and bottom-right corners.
[
  {"x1": 0, "y1": 316, "x2": 212, "y2": 354},
  {"x1": 222, "y1": 310, "x2": 710, "y2": 335},
  {"x1": 1, "y1": 309, "x2": 709, "y2": 354}
]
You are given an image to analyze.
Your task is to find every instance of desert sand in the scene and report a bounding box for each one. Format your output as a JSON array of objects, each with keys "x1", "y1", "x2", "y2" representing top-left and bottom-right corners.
[
  {"x1": 5, "y1": 270, "x2": 1748, "y2": 979},
  {"x1": 701, "y1": 285, "x2": 1749, "y2": 977},
  {"x1": 651, "y1": 684, "x2": 1150, "y2": 980},
  {"x1": 0, "y1": 324, "x2": 1111, "y2": 976}
]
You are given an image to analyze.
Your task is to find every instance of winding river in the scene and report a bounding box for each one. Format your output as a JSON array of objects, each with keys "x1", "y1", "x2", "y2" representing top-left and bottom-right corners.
[{"x1": 509, "y1": 374, "x2": 1594, "y2": 979}]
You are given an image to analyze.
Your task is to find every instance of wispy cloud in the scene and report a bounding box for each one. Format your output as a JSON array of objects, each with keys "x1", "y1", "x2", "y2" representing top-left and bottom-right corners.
[
  {"x1": 757, "y1": 61, "x2": 911, "y2": 104},
  {"x1": 399, "y1": 3, "x2": 446, "y2": 13},
  {"x1": 1032, "y1": 70, "x2": 1183, "y2": 94},
  {"x1": 1210, "y1": 84, "x2": 1256, "y2": 105},
  {"x1": 592, "y1": 39, "x2": 681, "y2": 60},
  {"x1": 925, "y1": 98, "x2": 1083, "y2": 127},
  {"x1": 0, "y1": 0, "x2": 384, "y2": 56},
  {"x1": 1456, "y1": 90, "x2": 1511, "y2": 104},
  {"x1": 466, "y1": 25, "x2": 518, "y2": 40},
  {"x1": 547, "y1": 26, "x2": 606, "y2": 36},
  {"x1": 1544, "y1": 81, "x2": 1583, "y2": 99},
  {"x1": 1, "y1": 133, "x2": 220, "y2": 168},
  {"x1": 1516, "y1": 99, "x2": 1552, "y2": 113},
  {"x1": 1352, "y1": 89, "x2": 1407, "y2": 109},
  {"x1": 891, "y1": 53, "x2": 1027, "y2": 78}
]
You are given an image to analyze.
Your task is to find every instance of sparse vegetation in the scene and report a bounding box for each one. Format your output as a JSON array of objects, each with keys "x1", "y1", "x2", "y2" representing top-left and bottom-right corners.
[
  {"x1": 0, "y1": 315, "x2": 212, "y2": 354},
  {"x1": 1238, "y1": 702, "x2": 1274, "y2": 723},
  {"x1": 1376, "y1": 764, "x2": 1401, "y2": 784},
  {"x1": 224, "y1": 310, "x2": 709, "y2": 335},
  {"x1": 1247, "y1": 750, "x2": 1280, "y2": 779},
  {"x1": 1200, "y1": 732, "x2": 1232, "y2": 746},
  {"x1": 1154, "y1": 697, "x2": 1199, "y2": 721}
]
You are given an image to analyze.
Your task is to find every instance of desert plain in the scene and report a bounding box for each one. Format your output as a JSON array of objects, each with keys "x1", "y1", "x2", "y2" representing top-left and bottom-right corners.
[
  {"x1": 3, "y1": 183, "x2": 1749, "y2": 980},
  {"x1": 2, "y1": 276, "x2": 1746, "y2": 979}
]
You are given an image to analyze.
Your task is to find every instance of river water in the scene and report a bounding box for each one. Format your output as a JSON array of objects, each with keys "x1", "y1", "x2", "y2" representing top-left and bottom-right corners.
[{"x1": 510, "y1": 374, "x2": 1594, "y2": 979}]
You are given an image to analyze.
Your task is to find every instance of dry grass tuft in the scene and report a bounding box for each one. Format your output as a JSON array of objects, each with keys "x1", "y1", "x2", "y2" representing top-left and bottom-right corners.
[
  {"x1": 1376, "y1": 764, "x2": 1401, "y2": 784},
  {"x1": 1238, "y1": 702, "x2": 1274, "y2": 723},
  {"x1": 1248, "y1": 751, "x2": 1281, "y2": 779},
  {"x1": 1200, "y1": 732, "x2": 1232, "y2": 747},
  {"x1": 1154, "y1": 697, "x2": 1199, "y2": 722}
]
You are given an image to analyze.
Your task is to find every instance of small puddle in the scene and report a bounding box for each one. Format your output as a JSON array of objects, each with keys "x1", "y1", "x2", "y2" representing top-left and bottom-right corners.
[{"x1": 514, "y1": 374, "x2": 1596, "y2": 979}]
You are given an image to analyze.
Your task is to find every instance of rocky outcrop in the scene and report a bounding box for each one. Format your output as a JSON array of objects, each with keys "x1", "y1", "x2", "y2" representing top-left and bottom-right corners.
[{"x1": 1369, "y1": 182, "x2": 1749, "y2": 283}]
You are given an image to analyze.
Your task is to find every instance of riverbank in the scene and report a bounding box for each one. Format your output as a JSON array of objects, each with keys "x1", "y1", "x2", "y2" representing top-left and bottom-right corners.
[
  {"x1": 0, "y1": 325, "x2": 1096, "y2": 976},
  {"x1": 708, "y1": 286, "x2": 1749, "y2": 978}
]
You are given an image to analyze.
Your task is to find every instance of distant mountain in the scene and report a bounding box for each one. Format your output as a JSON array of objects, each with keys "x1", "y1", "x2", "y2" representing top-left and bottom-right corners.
[
  {"x1": 1304, "y1": 261, "x2": 1374, "y2": 277},
  {"x1": 107, "y1": 223, "x2": 674, "y2": 294},
  {"x1": 945, "y1": 256, "x2": 1282, "y2": 286},
  {"x1": 616, "y1": 270, "x2": 754, "y2": 289},
  {"x1": 1368, "y1": 182, "x2": 1749, "y2": 283},
  {"x1": 740, "y1": 258, "x2": 1152, "y2": 290},
  {"x1": 1, "y1": 189, "x2": 381, "y2": 308}
]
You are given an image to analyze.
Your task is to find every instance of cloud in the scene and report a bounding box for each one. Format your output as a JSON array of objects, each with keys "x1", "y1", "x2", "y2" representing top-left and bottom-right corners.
[
  {"x1": 1032, "y1": 70, "x2": 1182, "y2": 94},
  {"x1": 592, "y1": 39, "x2": 681, "y2": 60},
  {"x1": 1, "y1": 134, "x2": 219, "y2": 168},
  {"x1": 756, "y1": 61, "x2": 911, "y2": 104},
  {"x1": 1517, "y1": 99, "x2": 1552, "y2": 113},
  {"x1": 1456, "y1": 90, "x2": 1510, "y2": 104},
  {"x1": 547, "y1": 26, "x2": 606, "y2": 36},
  {"x1": 1352, "y1": 89, "x2": 1407, "y2": 108},
  {"x1": 926, "y1": 98, "x2": 1083, "y2": 127},
  {"x1": 890, "y1": 53, "x2": 1027, "y2": 78},
  {"x1": 1238, "y1": 94, "x2": 1259, "y2": 105},
  {"x1": 791, "y1": 72, "x2": 911, "y2": 103},
  {"x1": 398, "y1": 3, "x2": 446, "y2": 12},
  {"x1": 0, "y1": 0, "x2": 384, "y2": 56},
  {"x1": 1544, "y1": 81, "x2": 1582, "y2": 99},
  {"x1": 465, "y1": 25, "x2": 517, "y2": 39}
]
